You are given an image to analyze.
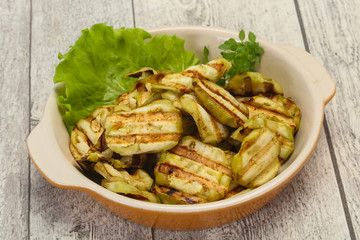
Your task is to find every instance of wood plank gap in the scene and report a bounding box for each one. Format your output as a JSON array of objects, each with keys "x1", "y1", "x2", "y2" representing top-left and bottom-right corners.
[
  {"x1": 323, "y1": 116, "x2": 356, "y2": 240},
  {"x1": 293, "y1": 0, "x2": 309, "y2": 52},
  {"x1": 131, "y1": 0, "x2": 136, "y2": 28},
  {"x1": 27, "y1": 0, "x2": 33, "y2": 239},
  {"x1": 294, "y1": 1, "x2": 356, "y2": 239}
]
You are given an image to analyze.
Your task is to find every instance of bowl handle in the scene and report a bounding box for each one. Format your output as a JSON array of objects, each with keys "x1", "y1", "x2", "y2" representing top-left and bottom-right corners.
[
  {"x1": 282, "y1": 46, "x2": 336, "y2": 105},
  {"x1": 27, "y1": 123, "x2": 85, "y2": 188}
]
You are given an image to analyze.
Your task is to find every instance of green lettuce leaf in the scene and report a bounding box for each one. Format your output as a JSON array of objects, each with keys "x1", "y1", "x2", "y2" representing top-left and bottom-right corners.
[{"x1": 54, "y1": 23, "x2": 199, "y2": 133}]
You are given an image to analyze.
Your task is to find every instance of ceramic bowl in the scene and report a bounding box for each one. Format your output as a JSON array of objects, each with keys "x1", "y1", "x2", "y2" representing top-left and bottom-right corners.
[{"x1": 27, "y1": 26, "x2": 336, "y2": 230}]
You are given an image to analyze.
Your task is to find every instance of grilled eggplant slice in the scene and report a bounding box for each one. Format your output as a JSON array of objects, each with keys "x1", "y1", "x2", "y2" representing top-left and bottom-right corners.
[
  {"x1": 105, "y1": 99, "x2": 183, "y2": 155},
  {"x1": 239, "y1": 95, "x2": 299, "y2": 133},
  {"x1": 225, "y1": 72, "x2": 283, "y2": 96},
  {"x1": 185, "y1": 58, "x2": 232, "y2": 82},
  {"x1": 70, "y1": 105, "x2": 114, "y2": 162},
  {"x1": 229, "y1": 114, "x2": 294, "y2": 160},
  {"x1": 108, "y1": 154, "x2": 147, "y2": 169},
  {"x1": 263, "y1": 94, "x2": 301, "y2": 132},
  {"x1": 180, "y1": 94, "x2": 229, "y2": 145},
  {"x1": 232, "y1": 128, "x2": 281, "y2": 187},
  {"x1": 153, "y1": 185, "x2": 207, "y2": 204},
  {"x1": 94, "y1": 161, "x2": 153, "y2": 191},
  {"x1": 154, "y1": 136, "x2": 232, "y2": 203},
  {"x1": 193, "y1": 79, "x2": 249, "y2": 128}
]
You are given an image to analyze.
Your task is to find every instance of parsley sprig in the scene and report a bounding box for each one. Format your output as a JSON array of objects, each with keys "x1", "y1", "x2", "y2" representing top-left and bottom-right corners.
[{"x1": 219, "y1": 30, "x2": 264, "y2": 80}]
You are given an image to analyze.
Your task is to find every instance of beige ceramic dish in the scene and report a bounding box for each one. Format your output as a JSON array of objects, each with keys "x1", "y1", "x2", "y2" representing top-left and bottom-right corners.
[{"x1": 27, "y1": 26, "x2": 336, "y2": 230}]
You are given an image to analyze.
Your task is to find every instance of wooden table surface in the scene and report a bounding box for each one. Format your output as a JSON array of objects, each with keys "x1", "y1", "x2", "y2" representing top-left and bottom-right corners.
[{"x1": 1, "y1": 0, "x2": 359, "y2": 239}]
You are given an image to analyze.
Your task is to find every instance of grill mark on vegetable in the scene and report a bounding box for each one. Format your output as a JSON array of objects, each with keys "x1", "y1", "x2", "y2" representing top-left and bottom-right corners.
[
  {"x1": 239, "y1": 135, "x2": 278, "y2": 176},
  {"x1": 108, "y1": 111, "x2": 181, "y2": 124},
  {"x1": 200, "y1": 79, "x2": 248, "y2": 118},
  {"x1": 182, "y1": 70, "x2": 207, "y2": 80},
  {"x1": 169, "y1": 145, "x2": 232, "y2": 177},
  {"x1": 154, "y1": 185, "x2": 205, "y2": 204},
  {"x1": 209, "y1": 111, "x2": 222, "y2": 140},
  {"x1": 156, "y1": 163, "x2": 227, "y2": 194},
  {"x1": 193, "y1": 82, "x2": 248, "y2": 125},
  {"x1": 107, "y1": 133, "x2": 182, "y2": 144},
  {"x1": 245, "y1": 104, "x2": 296, "y2": 130},
  {"x1": 207, "y1": 62, "x2": 224, "y2": 73},
  {"x1": 160, "y1": 81, "x2": 193, "y2": 92}
]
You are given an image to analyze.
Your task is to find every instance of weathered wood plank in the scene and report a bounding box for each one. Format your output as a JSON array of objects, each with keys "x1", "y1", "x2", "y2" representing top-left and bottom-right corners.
[
  {"x1": 29, "y1": 0, "x2": 151, "y2": 239},
  {"x1": 133, "y1": 0, "x2": 350, "y2": 238},
  {"x1": 0, "y1": 0, "x2": 30, "y2": 239},
  {"x1": 298, "y1": 0, "x2": 360, "y2": 238}
]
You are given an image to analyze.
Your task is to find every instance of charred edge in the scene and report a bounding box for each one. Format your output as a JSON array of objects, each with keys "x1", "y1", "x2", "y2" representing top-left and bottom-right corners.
[
  {"x1": 207, "y1": 62, "x2": 224, "y2": 73},
  {"x1": 109, "y1": 111, "x2": 181, "y2": 124},
  {"x1": 240, "y1": 135, "x2": 277, "y2": 175},
  {"x1": 185, "y1": 197, "x2": 197, "y2": 204},
  {"x1": 182, "y1": 70, "x2": 207, "y2": 81},
  {"x1": 244, "y1": 77, "x2": 253, "y2": 95},
  {"x1": 157, "y1": 163, "x2": 226, "y2": 193},
  {"x1": 169, "y1": 145, "x2": 232, "y2": 177},
  {"x1": 125, "y1": 193, "x2": 150, "y2": 201},
  {"x1": 100, "y1": 131, "x2": 108, "y2": 151},
  {"x1": 199, "y1": 79, "x2": 249, "y2": 121},
  {"x1": 107, "y1": 133, "x2": 182, "y2": 144},
  {"x1": 202, "y1": 79, "x2": 248, "y2": 117},
  {"x1": 154, "y1": 185, "x2": 205, "y2": 204}
]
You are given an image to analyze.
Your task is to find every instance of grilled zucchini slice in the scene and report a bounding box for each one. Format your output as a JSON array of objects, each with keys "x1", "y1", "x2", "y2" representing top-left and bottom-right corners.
[
  {"x1": 239, "y1": 95, "x2": 300, "y2": 133},
  {"x1": 230, "y1": 114, "x2": 294, "y2": 160},
  {"x1": 180, "y1": 94, "x2": 229, "y2": 145},
  {"x1": 153, "y1": 185, "x2": 207, "y2": 204},
  {"x1": 154, "y1": 136, "x2": 232, "y2": 203},
  {"x1": 193, "y1": 78, "x2": 249, "y2": 128},
  {"x1": 225, "y1": 72, "x2": 283, "y2": 96},
  {"x1": 232, "y1": 128, "x2": 281, "y2": 187},
  {"x1": 105, "y1": 99, "x2": 183, "y2": 155}
]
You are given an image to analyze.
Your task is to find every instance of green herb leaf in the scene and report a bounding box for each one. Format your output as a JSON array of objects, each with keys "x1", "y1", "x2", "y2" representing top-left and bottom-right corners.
[
  {"x1": 218, "y1": 30, "x2": 264, "y2": 79},
  {"x1": 54, "y1": 23, "x2": 200, "y2": 133},
  {"x1": 239, "y1": 30, "x2": 245, "y2": 41},
  {"x1": 203, "y1": 46, "x2": 209, "y2": 63}
]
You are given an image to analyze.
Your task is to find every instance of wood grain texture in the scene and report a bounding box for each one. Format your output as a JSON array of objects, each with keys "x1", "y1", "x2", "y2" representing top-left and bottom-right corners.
[
  {"x1": 298, "y1": 0, "x2": 360, "y2": 238},
  {"x1": 133, "y1": 0, "x2": 351, "y2": 239},
  {"x1": 29, "y1": 0, "x2": 150, "y2": 239},
  {"x1": 0, "y1": 0, "x2": 30, "y2": 239},
  {"x1": 0, "y1": 0, "x2": 351, "y2": 239}
]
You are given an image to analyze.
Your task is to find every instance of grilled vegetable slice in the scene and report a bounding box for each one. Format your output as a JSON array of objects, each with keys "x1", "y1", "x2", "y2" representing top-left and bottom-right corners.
[
  {"x1": 105, "y1": 99, "x2": 183, "y2": 155},
  {"x1": 70, "y1": 105, "x2": 114, "y2": 162},
  {"x1": 193, "y1": 78, "x2": 249, "y2": 128},
  {"x1": 180, "y1": 94, "x2": 229, "y2": 145},
  {"x1": 154, "y1": 136, "x2": 232, "y2": 203},
  {"x1": 102, "y1": 180, "x2": 160, "y2": 203},
  {"x1": 108, "y1": 154, "x2": 147, "y2": 169},
  {"x1": 239, "y1": 95, "x2": 299, "y2": 133},
  {"x1": 94, "y1": 161, "x2": 153, "y2": 191},
  {"x1": 246, "y1": 157, "x2": 281, "y2": 188},
  {"x1": 264, "y1": 94, "x2": 301, "y2": 132},
  {"x1": 225, "y1": 72, "x2": 283, "y2": 96},
  {"x1": 153, "y1": 185, "x2": 207, "y2": 204},
  {"x1": 232, "y1": 128, "x2": 281, "y2": 187},
  {"x1": 185, "y1": 58, "x2": 232, "y2": 82},
  {"x1": 229, "y1": 114, "x2": 294, "y2": 160},
  {"x1": 114, "y1": 81, "x2": 161, "y2": 109}
]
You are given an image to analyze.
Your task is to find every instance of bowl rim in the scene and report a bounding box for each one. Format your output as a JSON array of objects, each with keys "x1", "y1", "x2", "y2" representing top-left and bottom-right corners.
[{"x1": 28, "y1": 25, "x2": 329, "y2": 214}]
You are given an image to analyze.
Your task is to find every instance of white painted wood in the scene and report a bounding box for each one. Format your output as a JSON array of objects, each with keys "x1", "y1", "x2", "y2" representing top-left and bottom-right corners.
[
  {"x1": 133, "y1": 0, "x2": 351, "y2": 239},
  {"x1": 0, "y1": 0, "x2": 354, "y2": 238},
  {"x1": 298, "y1": 0, "x2": 360, "y2": 238},
  {"x1": 0, "y1": 0, "x2": 30, "y2": 239},
  {"x1": 29, "y1": 0, "x2": 151, "y2": 239}
]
